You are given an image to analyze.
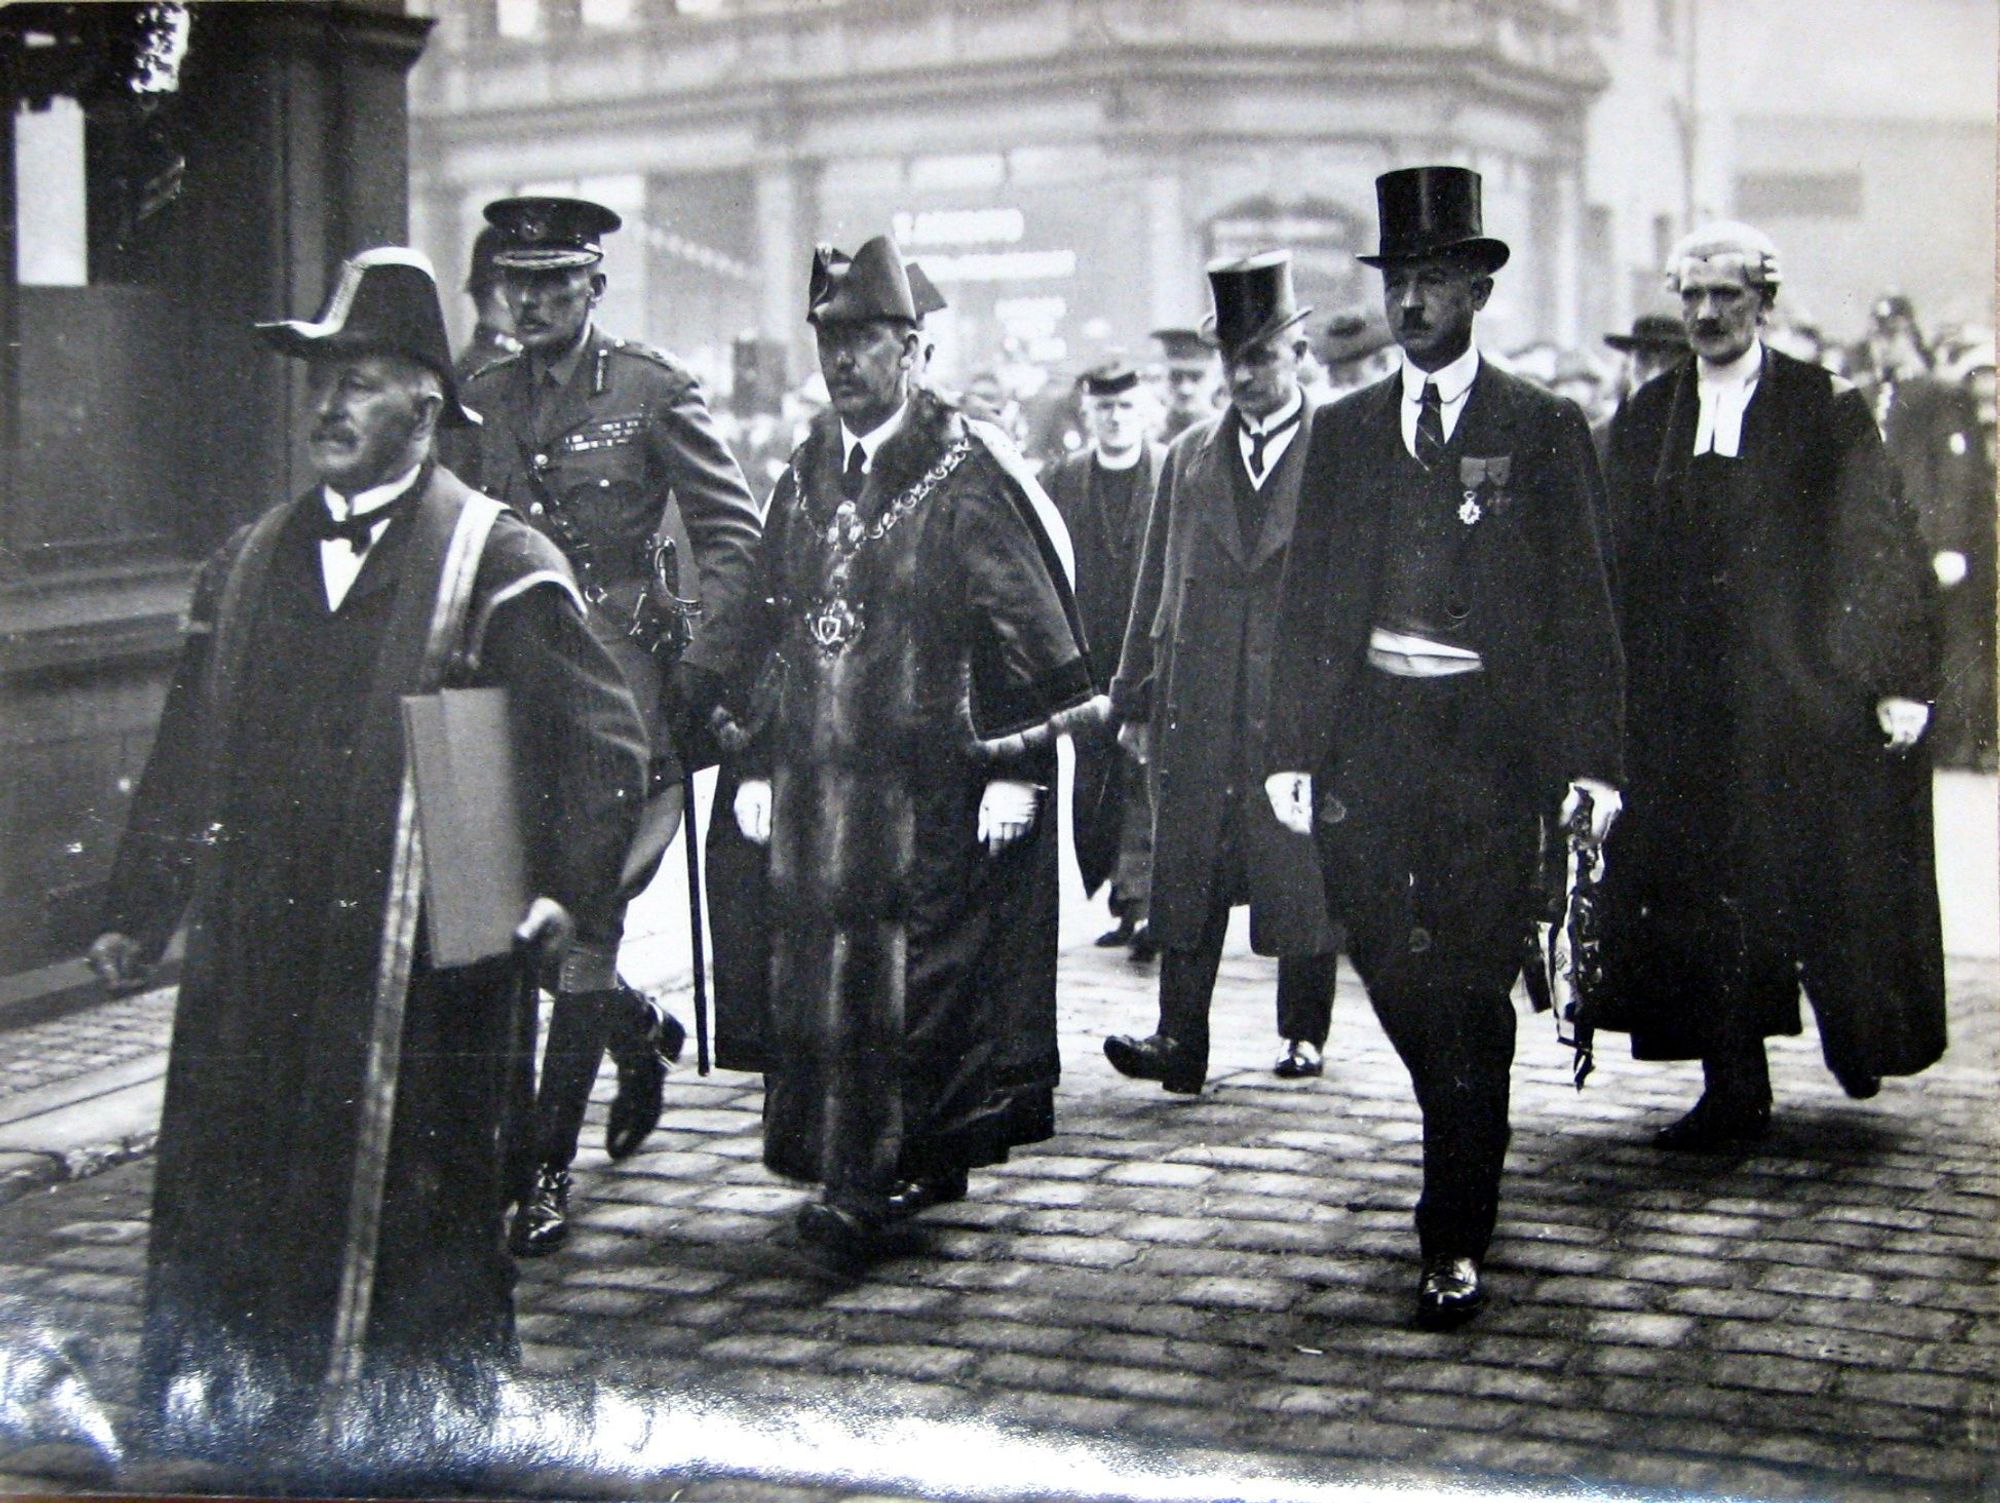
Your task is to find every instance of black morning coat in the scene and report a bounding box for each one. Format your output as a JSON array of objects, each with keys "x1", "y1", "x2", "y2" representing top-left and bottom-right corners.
[
  {"x1": 1266, "y1": 360, "x2": 1625, "y2": 818},
  {"x1": 1593, "y1": 347, "x2": 1945, "y2": 1078},
  {"x1": 1110, "y1": 402, "x2": 1338, "y2": 958}
]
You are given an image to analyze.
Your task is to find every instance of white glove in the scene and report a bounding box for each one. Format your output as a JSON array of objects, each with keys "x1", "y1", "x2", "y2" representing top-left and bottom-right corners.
[
  {"x1": 977, "y1": 779, "x2": 1040, "y2": 854},
  {"x1": 734, "y1": 778, "x2": 773, "y2": 845},
  {"x1": 1876, "y1": 697, "x2": 1930, "y2": 751},
  {"x1": 1561, "y1": 778, "x2": 1623, "y2": 849},
  {"x1": 1933, "y1": 550, "x2": 1968, "y2": 588},
  {"x1": 1265, "y1": 771, "x2": 1313, "y2": 835}
]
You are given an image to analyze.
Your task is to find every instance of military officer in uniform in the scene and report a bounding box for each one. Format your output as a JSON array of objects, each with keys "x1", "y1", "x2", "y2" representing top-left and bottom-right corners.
[{"x1": 461, "y1": 195, "x2": 764, "y2": 1256}]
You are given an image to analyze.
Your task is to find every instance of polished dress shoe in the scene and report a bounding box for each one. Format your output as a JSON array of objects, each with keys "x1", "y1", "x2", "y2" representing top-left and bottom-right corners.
[
  {"x1": 795, "y1": 1198, "x2": 894, "y2": 1261},
  {"x1": 1414, "y1": 1256, "x2": 1485, "y2": 1330},
  {"x1": 1273, "y1": 1040, "x2": 1323, "y2": 1079},
  {"x1": 1103, "y1": 1032, "x2": 1202, "y2": 1094},
  {"x1": 510, "y1": 1166, "x2": 571, "y2": 1257},
  {"x1": 1094, "y1": 917, "x2": 1136, "y2": 948},
  {"x1": 1833, "y1": 1064, "x2": 1882, "y2": 1100},
  {"x1": 1126, "y1": 923, "x2": 1159, "y2": 963},
  {"x1": 1651, "y1": 1094, "x2": 1772, "y2": 1152},
  {"x1": 606, "y1": 993, "x2": 686, "y2": 1161},
  {"x1": 884, "y1": 1167, "x2": 970, "y2": 1218}
]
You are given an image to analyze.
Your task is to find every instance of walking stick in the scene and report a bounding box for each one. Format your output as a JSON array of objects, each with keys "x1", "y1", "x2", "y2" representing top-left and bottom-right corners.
[{"x1": 683, "y1": 762, "x2": 711, "y2": 1076}]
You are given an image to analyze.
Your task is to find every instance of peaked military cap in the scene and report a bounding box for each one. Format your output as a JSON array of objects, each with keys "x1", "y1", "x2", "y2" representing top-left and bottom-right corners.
[
  {"x1": 256, "y1": 246, "x2": 478, "y2": 427},
  {"x1": 484, "y1": 195, "x2": 622, "y2": 271}
]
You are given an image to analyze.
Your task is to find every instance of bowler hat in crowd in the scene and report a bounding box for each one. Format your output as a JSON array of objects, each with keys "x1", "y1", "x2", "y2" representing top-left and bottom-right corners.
[
  {"x1": 1359, "y1": 166, "x2": 1510, "y2": 274},
  {"x1": 484, "y1": 195, "x2": 622, "y2": 272},
  {"x1": 1201, "y1": 251, "x2": 1312, "y2": 354},
  {"x1": 1604, "y1": 312, "x2": 1690, "y2": 354},
  {"x1": 807, "y1": 236, "x2": 919, "y2": 326},
  {"x1": 256, "y1": 247, "x2": 479, "y2": 428}
]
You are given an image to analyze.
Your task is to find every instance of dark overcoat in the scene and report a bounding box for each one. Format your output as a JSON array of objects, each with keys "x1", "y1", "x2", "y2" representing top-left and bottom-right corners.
[
  {"x1": 1594, "y1": 348, "x2": 1945, "y2": 1077},
  {"x1": 1110, "y1": 406, "x2": 1337, "y2": 956},
  {"x1": 1266, "y1": 364, "x2": 1625, "y2": 806},
  {"x1": 1045, "y1": 442, "x2": 1162, "y2": 894}
]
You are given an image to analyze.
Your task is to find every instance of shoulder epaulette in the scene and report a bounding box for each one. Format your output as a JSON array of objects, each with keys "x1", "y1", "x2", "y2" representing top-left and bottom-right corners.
[
  {"x1": 464, "y1": 350, "x2": 523, "y2": 384},
  {"x1": 608, "y1": 338, "x2": 689, "y2": 376}
]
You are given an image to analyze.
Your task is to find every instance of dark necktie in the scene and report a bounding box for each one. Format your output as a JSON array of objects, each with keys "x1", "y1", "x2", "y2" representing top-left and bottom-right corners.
[
  {"x1": 314, "y1": 495, "x2": 405, "y2": 556},
  {"x1": 1415, "y1": 381, "x2": 1446, "y2": 470},
  {"x1": 1244, "y1": 407, "x2": 1302, "y2": 481},
  {"x1": 841, "y1": 441, "x2": 867, "y2": 502}
]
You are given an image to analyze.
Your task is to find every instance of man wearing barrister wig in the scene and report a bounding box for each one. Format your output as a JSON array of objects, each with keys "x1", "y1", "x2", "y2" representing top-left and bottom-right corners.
[
  {"x1": 705, "y1": 235, "x2": 1096, "y2": 1258},
  {"x1": 461, "y1": 196, "x2": 764, "y2": 1257},
  {"x1": 1594, "y1": 223, "x2": 1944, "y2": 1150},
  {"x1": 1103, "y1": 253, "x2": 1341, "y2": 1093},
  {"x1": 1265, "y1": 168, "x2": 1624, "y2": 1327},
  {"x1": 88, "y1": 250, "x2": 647, "y2": 1448},
  {"x1": 1044, "y1": 359, "x2": 1164, "y2": 960}
]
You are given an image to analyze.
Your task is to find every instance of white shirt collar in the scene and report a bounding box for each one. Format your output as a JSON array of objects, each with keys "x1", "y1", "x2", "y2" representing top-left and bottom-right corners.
[
  {"x1": 323, "y1": 462, "x2": 424, "y2": 522},
  {"x1": 839, "y1": 402, "x2": 909, "y2": 471},
  {"x1": 1094, "y1": 442, "x2": 1144, "y2": 472},
  {"x1": 1400, "y1": 342, "x2": 1481, "y2": 406},
  {"x1": 1236, "y1": 387, "x2": 1304, "y2": 437},
  {"x1": 1693, "y1": 340, "x2": 1763, "y2": 458},
  {"x1": 1697, "y1": 339, "x2": 1763, "y2": 392}
]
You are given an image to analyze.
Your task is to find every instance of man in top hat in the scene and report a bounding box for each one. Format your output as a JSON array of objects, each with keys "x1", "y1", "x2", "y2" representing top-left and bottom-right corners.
[
  {"x1": 460, "y1": 195, "x2": 764, "y2": 1257},
  {"x1": 453, "y1": 225, "x2": 521, "y2": 386},
  {"x1": 1103, "y1": 252, "x2": 1341, "y2": 1096},
  {"x1": 1592, "y1": 223, "x2": 1945, "y2": 1148},
  {"x1": 88, "y1": 249, "x2": 647, "y2": 1448},
  {"x1": 701, "y1": 234, "x2": 1094, "y2": 1258},
  {"x1": 1265, "y1": 167, "x2": 1624, "y2": 1327},
  {"x1": 1044, "y1": 359, "x2": 1165, "y2": 958},
  {"x1": 1857, "y1": 291, "x2": 1992, "y2": 769},
  {"x1": 1595, "y1": 311, "x2": 1690, "y2": 464},
  {"x1": 1151, "y1": 326, "x2": 1219, "y2": 443}
]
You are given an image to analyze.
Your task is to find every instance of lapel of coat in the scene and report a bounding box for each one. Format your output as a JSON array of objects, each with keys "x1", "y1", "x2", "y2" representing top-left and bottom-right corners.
[
  {"x1": 1650, "y1": 363, "x2": 1702, "y2": 505},
  {"x1": 1244, "y1": 398, "x2": 1315, "y2": 575},
  {"x1": 1333, "y1": 376, "x2": 1405, "y2": 644},
  {"x1": 1193, "y1": 411, "x2": 1248, "y2": 568}
]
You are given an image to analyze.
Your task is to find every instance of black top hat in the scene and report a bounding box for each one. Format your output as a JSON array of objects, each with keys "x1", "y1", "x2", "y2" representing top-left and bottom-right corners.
[
  {"x1": 1359, "y1": 166, "x2": 1510, "y2": 274},
  {"x1": 1201, "y1": 252, "x2": 1313, "y2": 354},
  {"x1": 256, "y1": 248, "x2": 478, "y2": 428},
  {"x1": 1320, "y1": 311, "x2": 1396, "y2": 366},
  {"x1": 484, "y1": 195, "x2": 622, "y2": 272},
  {"x1": 1080, "y1": 359, "x2": 1141, "y2": 396},
  {"x1": 1151, "y1": 327, "x2": 1212, "y2": 365},
  {"x1": 905, "y1": 260, "x2": 948, "y2": 321},
  {"x1": 1604, "y1": 312, "x2": 1690, "y2": 354},
  {"x1": 807, "y1": 236, "x2": 919, "y2": 326}
]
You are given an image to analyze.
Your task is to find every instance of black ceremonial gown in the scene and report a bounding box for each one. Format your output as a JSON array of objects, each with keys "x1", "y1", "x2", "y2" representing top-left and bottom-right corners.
[
  {"x1": 102, "y1": 470, "x2": 644, "y2": 1447},
  {"x1": 706, "y1": 389, "x2": 1092, "y2": 1205}
]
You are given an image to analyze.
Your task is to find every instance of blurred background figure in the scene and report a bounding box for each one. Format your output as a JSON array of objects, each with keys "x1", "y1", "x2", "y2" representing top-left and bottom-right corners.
[
  {"x1": 1859, "y1": 291, "x2": 1994, "y2": 770},
  {"x1": 1151, "y1": 326, "x2": 1218, "y2": 444},
  {"x1": 1317, "y1": 311, "x2": 1399, "y2": 400},
  {"x1": 1550, "y1": 349, "x2": 1610, "y2": 426},
  {"x1": 452, "y1": 224, "x2": 520, "y2": 385},
  {"x1": 1597, "y1": 311, "x2": 1691, "y2": 458}
]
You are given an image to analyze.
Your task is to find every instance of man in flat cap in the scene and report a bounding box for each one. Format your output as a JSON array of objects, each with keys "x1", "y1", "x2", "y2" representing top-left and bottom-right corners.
[
  {"x1": 703, "y1": 234, "x2": 1094, "y2": 1258},
  {"x1": 461, "y1": 195, "x2": 764, "y2": 1256},
  {"x1": 1857, "y1": 291, "x2": 1993, "y2": 770},
  {"x1": 1104, "y1": 252, "x2": 1340, "y2": 1096},
  {"x1": 89, "y1": 249, "x2": 646, "y2": 1450},
  {"x1": 1045, "y1": 359, "x2": 1164, "y2": 958},
  {"x1": 1593, "y1": 222, "x2": 1945, "y2": 1149},
  {"x1": 1151, "y1": 326, "x2": 1219, "y2": 444},
  {"x1": 1266, "y1": 167, "x2": 1624, "y2": 1327}
]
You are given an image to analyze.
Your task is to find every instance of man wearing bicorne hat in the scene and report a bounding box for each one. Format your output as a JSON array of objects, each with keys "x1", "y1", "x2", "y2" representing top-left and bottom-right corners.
[
  {"x1": 1044, "y1": 359, "x2": 1165, "y2": 958},
  {"x1": 460, "y1": 196, "x2": 764, "y2": 1257},
  {"x1": 699, "y1": 234, "x2": 1096, "y2": 1259},
  {"x1": 1266, "y1": 167, "x2": 1624, "y2": 1327},
  {"x1": 89, "y1": 249, "x2": 647, "y2": 1448},
  {"x1": 1151, "y1": 325, "x2": 1219, "y2": 443},
  {"x1": 1103, "y1": 252, "x2": 1341, "y2": 1097},
  {"x1": 1593, "y1": 222, "x2": 1945, "y2": 1148}
]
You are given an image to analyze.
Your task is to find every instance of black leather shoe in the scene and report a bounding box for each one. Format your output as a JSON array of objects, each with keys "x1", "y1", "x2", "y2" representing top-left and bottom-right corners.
[
  {"x1": 1415, "y1": 1256, "x2": 1485, "y2": 1329},
  {"x1": 1651, "y1": 1094, "x2": 1772, "y2": 1152},
  {"x1": 795, "y1": 1199, "x2": 890, "y2": 1261},
  {"x1": 1094, "y1": 918, "x2": 1135, "y2": 948},
  {"x1": 1103, "y1": 1033, "x2": 1202, "y2": 1095},
  {"x1": 606, "y1": 992, "x2": 683, "y2": 1161},
  {"x1": 1126, "y1": 923, "x2": 1159, "y2": 963},
  {"x1": 510, "y1": 1166, "x2": 571, "y2": 1257},
  {"x1": 884, "y1": 1168, "x2": 970, "y2": 1219},
  {"x1": 1833, "y1": 1065, "x2": 1882, "y2": 1100},
  {"x1": 1273, "y1": 1040, "x2": 1323, "y2": 1079}
]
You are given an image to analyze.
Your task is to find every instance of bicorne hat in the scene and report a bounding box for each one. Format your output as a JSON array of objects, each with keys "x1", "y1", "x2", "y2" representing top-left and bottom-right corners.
[
  {"x1": 1359, "y1": 166, "x2": 1510, "y2": 274},
  {"x1": 905, "y1": 260, "x2": 949, "y2": 321},
  {"x1": 256, "y1": 247, "x2": 478, "y2": 428},
  {"x1": 1604, "y1": 312, "x2": 1690, "y2": 354},
  {"x1": 808, "y1": 236, "x2": 919, "y2": 326},
  {"x1": 484, "y1": 195, "x2": 622, "y2": 272},
  {"x1": 1201, "y1": 251, "x2": 1313, "y2": 354}
]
